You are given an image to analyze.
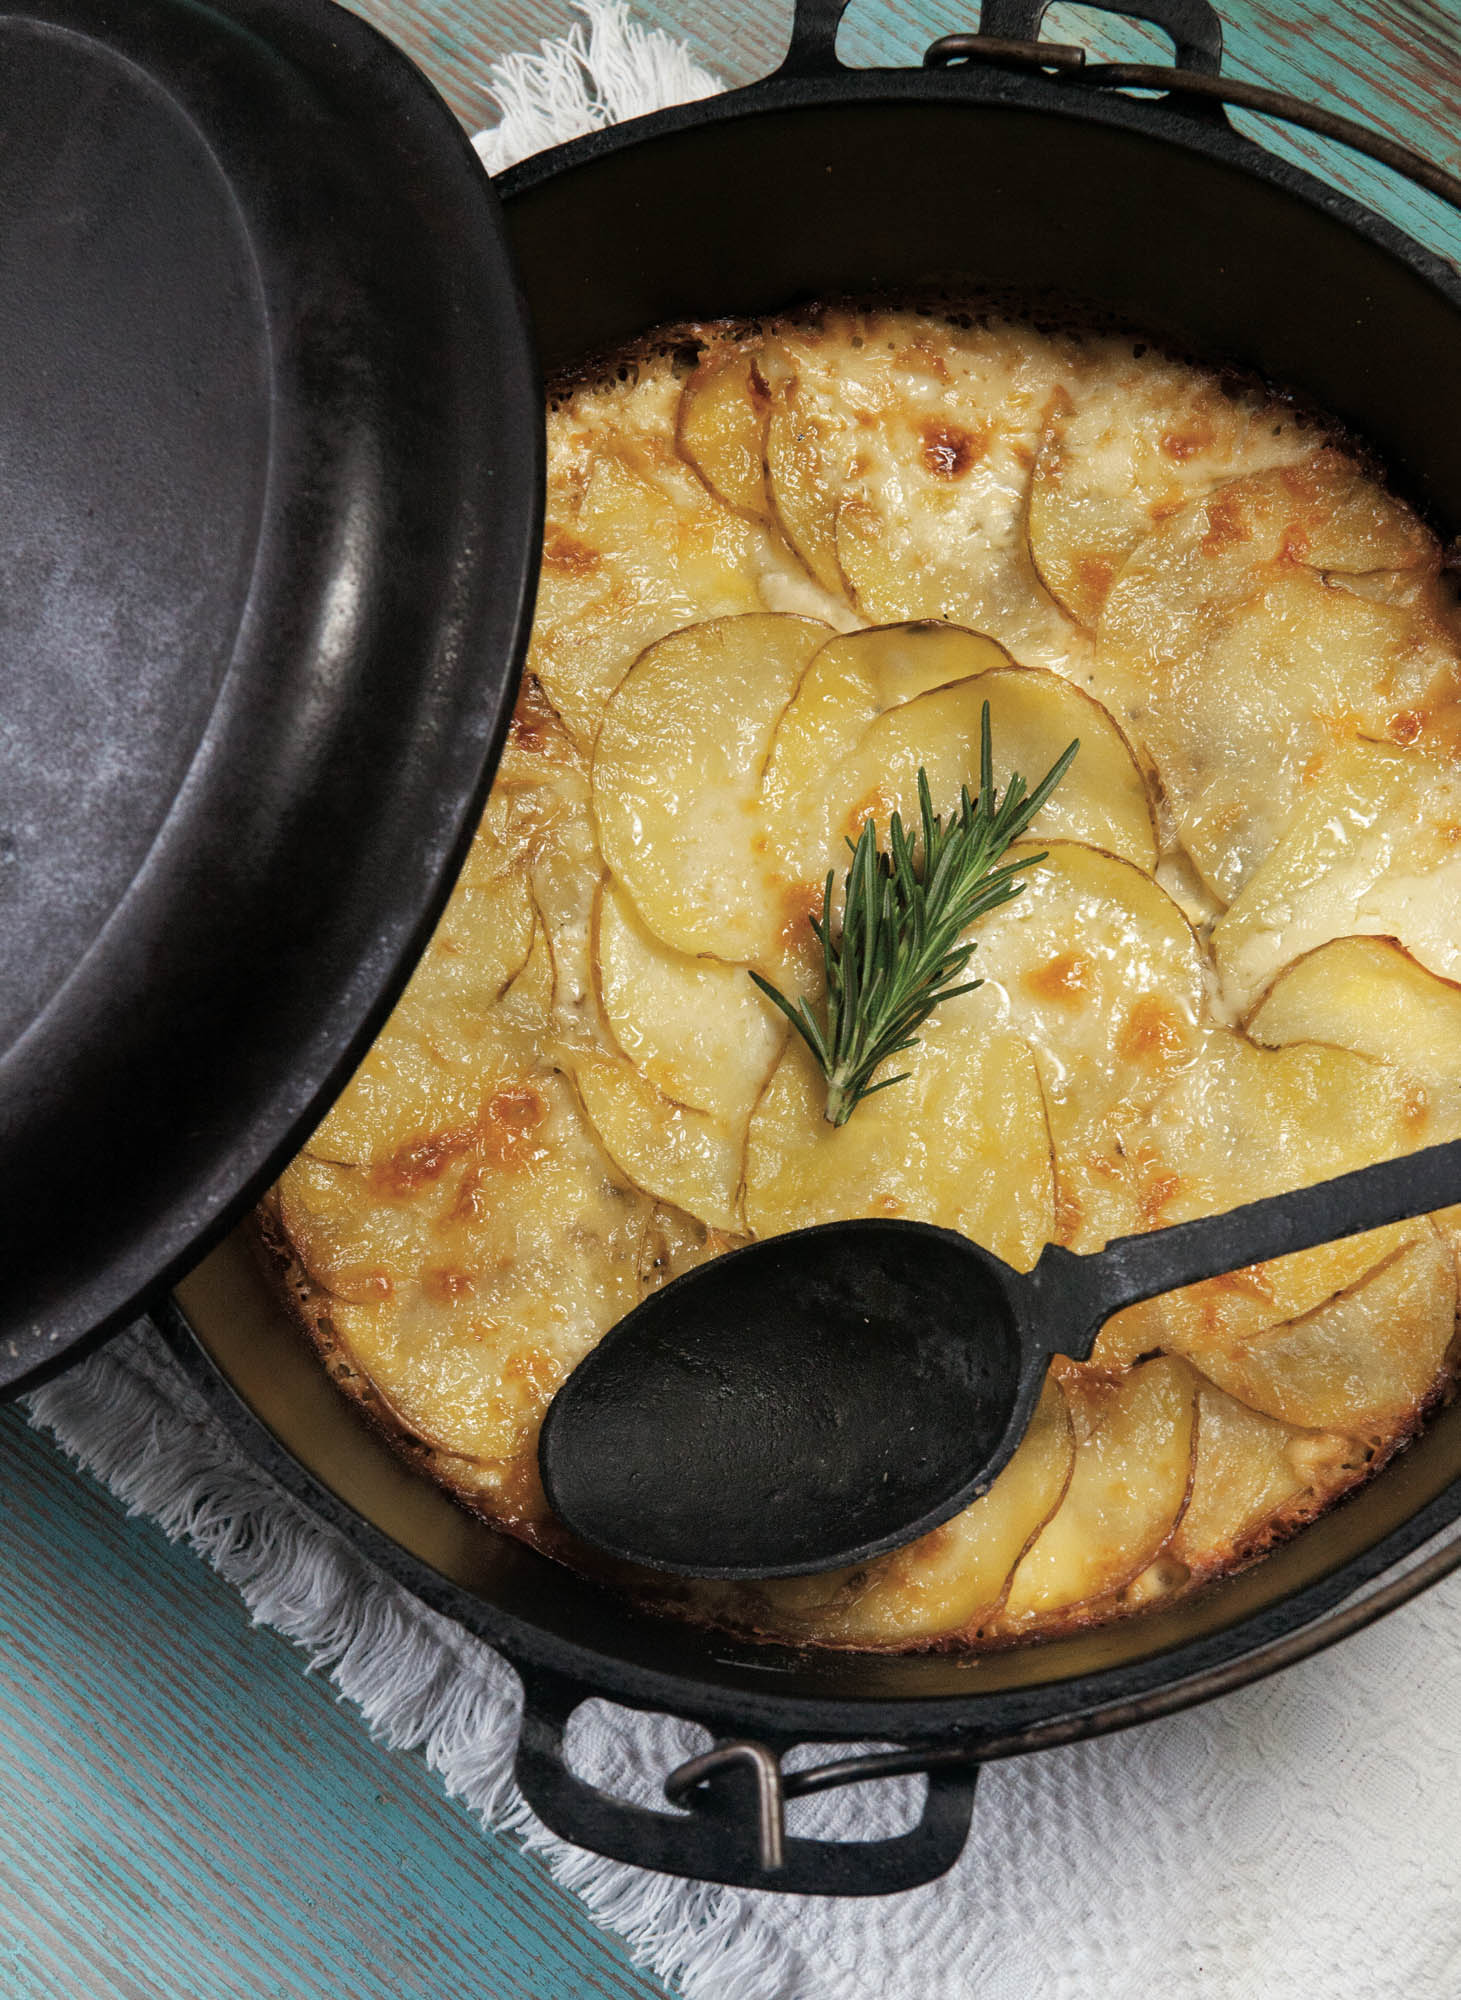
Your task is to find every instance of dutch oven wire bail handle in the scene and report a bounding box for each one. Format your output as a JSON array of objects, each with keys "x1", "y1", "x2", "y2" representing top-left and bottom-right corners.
[{"x1": 779, "y1": 0, "x2": 1461, "y2": 213}]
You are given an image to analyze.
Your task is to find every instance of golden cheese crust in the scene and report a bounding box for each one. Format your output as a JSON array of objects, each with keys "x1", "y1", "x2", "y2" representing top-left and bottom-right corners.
[{"x1": 258, "y1": 307, "x2": 1461, "y2": 1654}]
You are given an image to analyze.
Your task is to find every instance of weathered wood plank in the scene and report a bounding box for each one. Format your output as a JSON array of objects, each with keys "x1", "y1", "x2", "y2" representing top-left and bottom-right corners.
[{"x1": 0, "y1": 1408, "x2": 672, "y2": 2000}]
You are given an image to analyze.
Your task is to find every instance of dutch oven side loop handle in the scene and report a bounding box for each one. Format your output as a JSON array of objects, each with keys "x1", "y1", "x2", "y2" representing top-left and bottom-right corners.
[
  {"x1": 772, "y1": 0, "x2": 1223, "y2": 79},
  {"x1": 980, "y1": 0, "x2": 1222, "y2": 73},
  {"x1": 512, "y1": 1664, "x2": 979, "y2": 1895},
  {"x1": 774, "y1": 0, "x2": 852, "y2": 77}
]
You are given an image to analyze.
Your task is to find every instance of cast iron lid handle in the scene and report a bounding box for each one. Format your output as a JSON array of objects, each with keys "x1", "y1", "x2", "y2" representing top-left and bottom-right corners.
[{"x1": 512, "y1": 1663, "x2": 978, "y2": 1895}]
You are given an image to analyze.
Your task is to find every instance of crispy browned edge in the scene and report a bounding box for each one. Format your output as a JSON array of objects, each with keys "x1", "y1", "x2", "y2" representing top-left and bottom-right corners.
[
  {"x1": 244, "y1": 305, "x2": 1458, "y2": 1656},
  {"x1": 248, "y1": 1195, "x2": 1461, "y2": 1657}
]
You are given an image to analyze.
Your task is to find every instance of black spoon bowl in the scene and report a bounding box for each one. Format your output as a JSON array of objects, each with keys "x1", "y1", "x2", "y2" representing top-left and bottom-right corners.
[{"x1": 539, "y1": 1138, "x2": 1461, "y2": 1580}]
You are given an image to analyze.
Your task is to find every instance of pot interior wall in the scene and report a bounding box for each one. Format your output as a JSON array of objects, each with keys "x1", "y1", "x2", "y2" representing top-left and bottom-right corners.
[
  {"x1": 174, "y1": 88, "x2": 1461, "y2": 1725},
  {"x1": 507, "y1": 97, "x2": 1461, "y2": 535}
]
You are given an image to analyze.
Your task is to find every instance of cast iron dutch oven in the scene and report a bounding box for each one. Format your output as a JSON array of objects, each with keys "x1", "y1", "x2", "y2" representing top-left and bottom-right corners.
[{"x1": 9, "y1": 0, "x2": 1461, "y2": 1896}]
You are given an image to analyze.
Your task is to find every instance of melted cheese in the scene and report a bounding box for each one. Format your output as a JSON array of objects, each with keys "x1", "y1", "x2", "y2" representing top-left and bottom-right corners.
[{"x1": 268, "y1": 310, "x2": 1461, "y2": 1653}]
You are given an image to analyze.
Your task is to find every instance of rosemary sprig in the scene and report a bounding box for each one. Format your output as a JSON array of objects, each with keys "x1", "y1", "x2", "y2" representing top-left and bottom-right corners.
[{"x1": 751, "y1": 705, "x2": 1078, "y2": 1127}]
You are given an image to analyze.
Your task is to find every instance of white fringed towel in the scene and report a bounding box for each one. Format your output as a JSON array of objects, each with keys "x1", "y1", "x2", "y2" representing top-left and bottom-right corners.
[{"x1": 28, "y1": 9, "x2": 1461, "y2": 1996}]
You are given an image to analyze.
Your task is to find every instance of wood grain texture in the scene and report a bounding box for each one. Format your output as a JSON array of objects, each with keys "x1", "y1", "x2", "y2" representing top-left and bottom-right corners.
[
  {"x1": 0, "y1": 1408, "x2": 671, "y2": 2000},
  {"x1": 5, "y1": 2, "x2": 1460, "y2": 1994}
]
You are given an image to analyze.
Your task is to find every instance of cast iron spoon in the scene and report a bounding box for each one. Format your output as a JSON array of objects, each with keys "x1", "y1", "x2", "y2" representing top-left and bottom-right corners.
[{"x1": 538, "y1": 1137, "x2": 1461, "y2": 1579}]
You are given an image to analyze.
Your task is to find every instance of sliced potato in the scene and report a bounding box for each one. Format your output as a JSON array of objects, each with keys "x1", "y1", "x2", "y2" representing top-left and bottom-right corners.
[
  {"x1": 1246, "y1": 937, "x2": 1461, "y2": 1273},
  {"x1": 961, "y1": 843, "x2": 1206, "y2": 1245},
  {"x1": 592, "y1": 612, "x2": 830, "y2": 967},
  {"x1": 280, "y1": 1066, "x2": 650, "y2": 1463},
  {"x1": 1003, "y1": 1356, "x2": 1196, "y2": 1618},
  {"x1": 495, "y1": 918, "x2": 554, "y2": 1037},
  {"x1": 762, "y1": 622, "x2": 1014, "y2": 831},
  {"x1": 1094, "y1": 1221, "x2": 1414, "y2": 1371},
  {"x1": 1212, "y1": 741, "x2": 1461, "y2": 1013},
  {"x1": 1170, "y1": 1380, "x2": 1312, "y2": 1574},
  {"x1": 1072, "y1": 1030, "x2": 1439, "y2": 1259},
  {"x1": 1096, "y1": 451, "x2": 1459, "y2": 901},
  {"x1": 637, "y1": 1202, "x2": 743, "y2": 1293},
  {"x1": 743, "y1": 1023, "x2": 1054, "y2": 1272},
  {"x1": 795, "y1": 672, "x2": 1155, "y2": 881},
  {"x1": 528, "y1": 774, "x2": 604, "y2": 1043},
  {"x1": 760, "y1": 1377, "x2": 1075, "y2": 1646},
  {"x1": 763, "y1": 362, "x2": 846, "y2": 594},
  {"x1": 757, "y1": 310, "x2": 1089, "y2": 668},
  {"x1": 757, "y1": 311, "x2": 917, "y2": 594},
  {"x1": 308, "y1": 863, "x2": 538, "y2": 1166},
  {"x1": 561, "y1": 1047, "x2": 743, "y2": 1233},
  {"x1": 834, "y1": 416, "x2": 1087, "y2": 671},
  {"x1": 1187, "y1": 1223, "x2": 1457, "y2": 1433},
  {"x1": 1028, "y1": 351, "x2": 1311, "y2": 629},
  {"x1": 593, "y1": 876, "x2": 784, "y2": 1124},
  {"x1": 492, "y1": 671, "x2": 585, "y2": 793},
  {"x1": 529, "y1": 443, "x2": 768, "y2": 747},
  {"x1": 676, "y1": 344, "x2": 771, "y2": 517},
  {"x1": 1247, "y1": 936, "x2": 1461, "y2": 1116}
]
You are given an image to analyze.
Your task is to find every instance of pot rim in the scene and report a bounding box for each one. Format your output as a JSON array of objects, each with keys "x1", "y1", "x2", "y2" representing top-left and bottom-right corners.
[
  {"x1": 496, "y1": 50, "x2": 1461, "y2": 324},
  {"x1": 155, "y1": 1290, "x2": 1461, "y2": 1749},
  {"x1": 155, "y1": 15, "x2": 1461, "y2": 1749}
]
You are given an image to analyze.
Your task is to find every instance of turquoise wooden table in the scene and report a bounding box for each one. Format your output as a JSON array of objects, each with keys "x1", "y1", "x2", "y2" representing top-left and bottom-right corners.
[{"x1": 4, "y1": 2, "x2": 1461, "y2": 1994}]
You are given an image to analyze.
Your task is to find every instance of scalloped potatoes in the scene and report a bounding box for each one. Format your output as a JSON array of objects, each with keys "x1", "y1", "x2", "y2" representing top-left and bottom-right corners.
[{"x1": 261, "y1": 308, "x2": 1461, "y2": 1653}]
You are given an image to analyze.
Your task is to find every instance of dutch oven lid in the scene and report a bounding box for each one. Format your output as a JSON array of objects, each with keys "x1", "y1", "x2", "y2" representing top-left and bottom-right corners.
[{"x1": 0, "y1": 0, "x2": 541, "y2": 1391}]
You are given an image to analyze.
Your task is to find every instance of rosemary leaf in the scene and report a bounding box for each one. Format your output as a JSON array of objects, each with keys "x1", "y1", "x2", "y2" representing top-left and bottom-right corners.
[{"x1": 750, "y1": 704, "x2": 1078, "y2": 1127}]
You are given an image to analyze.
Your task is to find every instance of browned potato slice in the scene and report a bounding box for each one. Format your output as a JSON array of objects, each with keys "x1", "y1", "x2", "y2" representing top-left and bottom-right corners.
[
  {"x1": 1214, "y1": 744, "x2": 1461, "y2": 1013},
  {"x1": 756, "y1": 315, "x2": 903, "y2": 594},
  {"x1": 592, "y1": 613, "x2": 831, "y2": 967},
  {"x1": 1096, "y1": 451, "x2": 1459, "y2": 902},
  {"x1": 561, "y1": 1047, "x2": 743, "y2": 1233},
  {"x1": 797, "y1": 672, "x2": 1155, "y2": 880},
  {"x1": 1171, "y1": 1380, "x2": 1314, "y2": 1574},
  {"x1": 593, "y1": 876, "x2": 784, "y2": 1123},
  {"x1": 1245, "y1": 936, "x2": 1461, "y2": 1273},
  {"x1": 529, "y1": 443, "x2": 769, "y2": 748},
  {"x1": 1095, "y1": 1222, "x2": 1414, "y2": 1371},
  {"x1": 758, "y1": 310, "x2": 1088, "y2": 668},
  {"x1": 677, "y1": 345, "x2": 771, "y2": 517},
  {"x1": 763, "y1": 367, "x2": 845, "y2": 594},
  {"x1": 757, "y1": 1377, "x2": 1075, "y2": 1646},
  {"x1": 762, "y1": 622, "x2": 1013, "y2": 831},
  {"x1": 1072, "y1": 1031, "x2": 1439, "y2": 1262},
  {"x1": 1185, "y1": 1223, "x2": 1456, "y2": 1433},
  {"x1": 743, "y1": 1026, "x2": 1054, "y2": 1273},
  {"x1": 1247, "y1": 937, "x2": 1461, "y2": 1112},
  {"x1": 1103, "y1": 935, "x2": 1432, "y2": 1360},
  {"x1": 308, "y1": 859, "x2": 538, "y2": 1166},
  {"x1": 1027, "y1": 352, "x2": 1310, "y2": 629},
  {"x1": 962, "y1": 843, "x2": 1205, "y2": 1246},
  {"x1": 1003, "y1": 1356, "x2": 1196, "y2": 1618},
  {"x1": 279, "y1": 1066, "x2": 651, "y2": 1464},
  {"x1": 834, "y1": 420, "x2": 1087, "y2": 672}
]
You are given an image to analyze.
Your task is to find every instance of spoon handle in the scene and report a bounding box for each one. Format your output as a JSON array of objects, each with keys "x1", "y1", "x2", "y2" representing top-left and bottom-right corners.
[{"x1": 1048, "y1": 1136, "x2": 1461, "y2": 1347}]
